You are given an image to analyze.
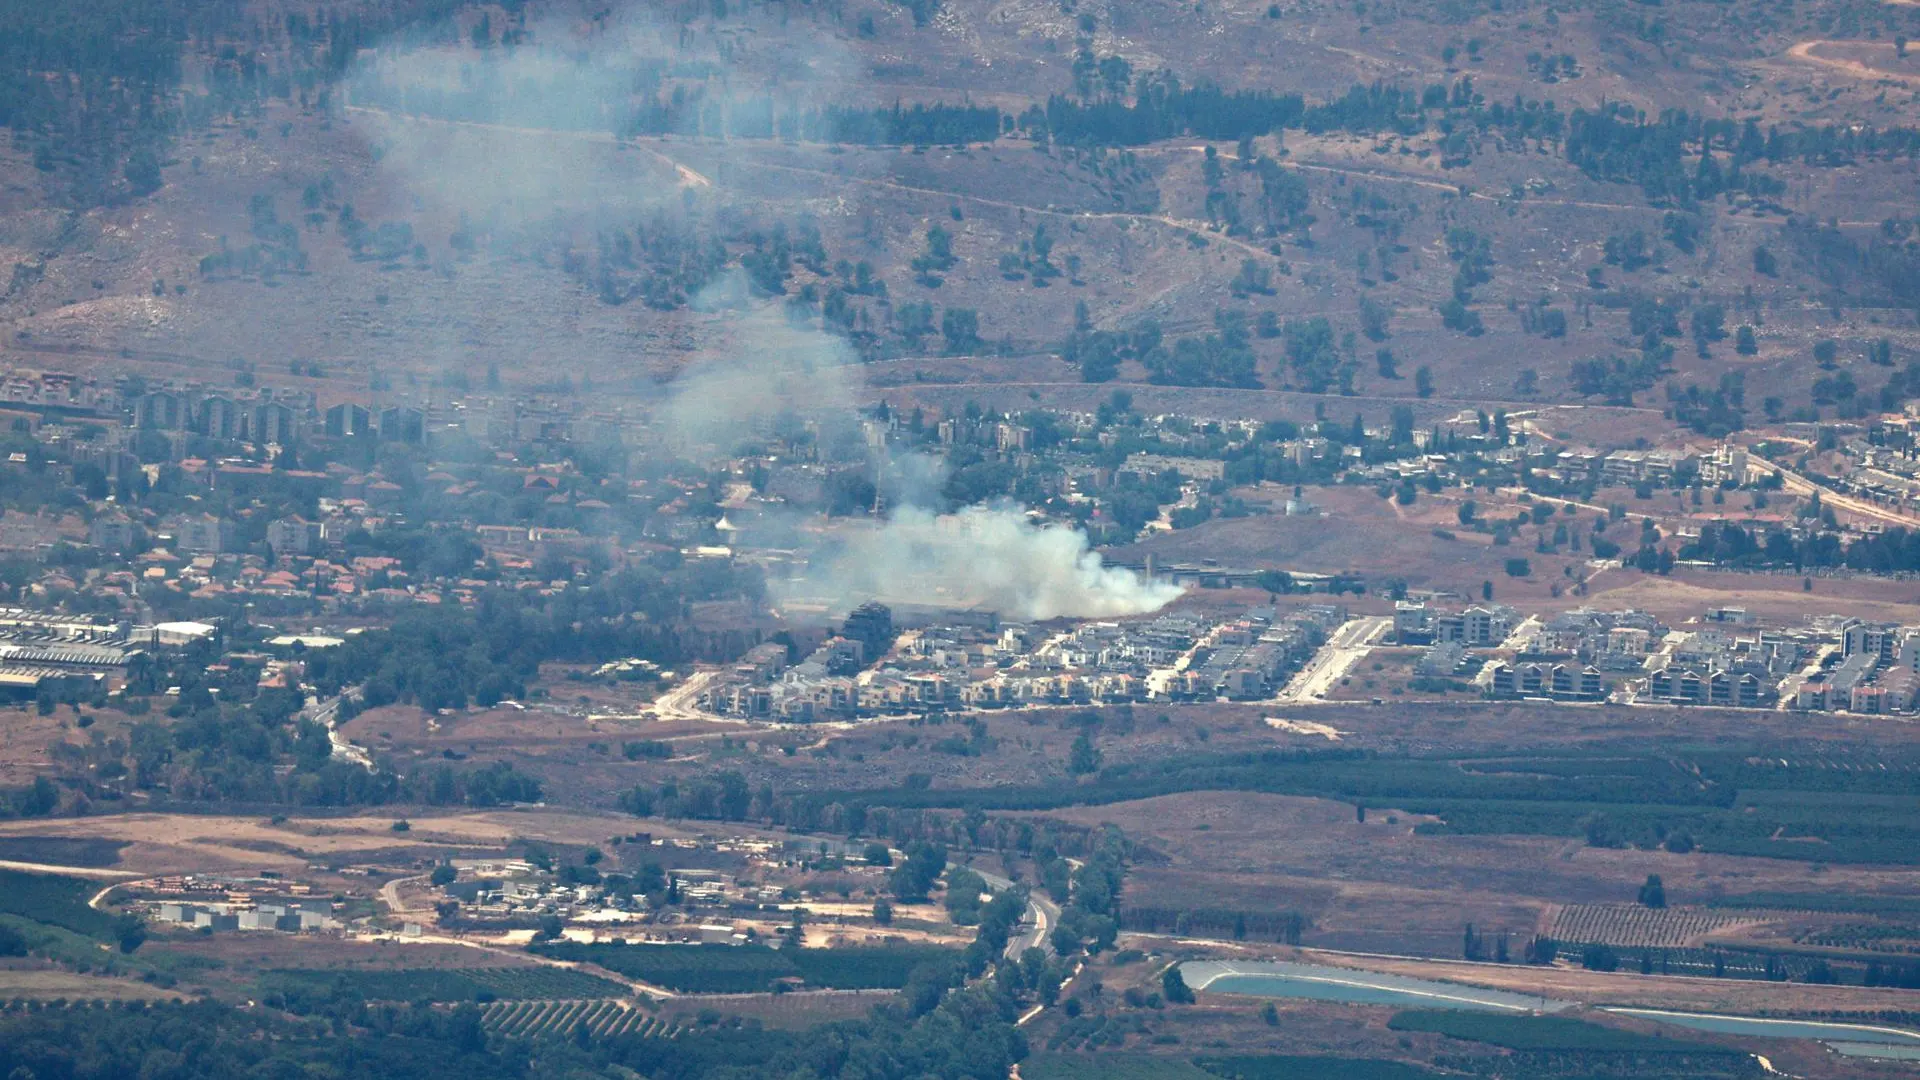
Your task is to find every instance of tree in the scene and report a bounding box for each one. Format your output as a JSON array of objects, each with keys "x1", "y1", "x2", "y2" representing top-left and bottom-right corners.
[
  {"x1": 113, "y1": 913, "x2": 147, "y2": 954},
  {"x1": 1162, "y1": 965, "x2": 1196, "y2": 1004},
  {"x1": 536, "y1": 915, "x2": 564, "y2": 941},
  {"x1": 1752, "y1": 246, "x2": 1777, "y2": 276},
  {"x1": 1414, "y1": 365, "x2": 1434, "y2": 398},
  {"x1": 1638, "y1": 874, "x2": 1667, "y2": 909},
  {"x1": 1261, "y1": 1001, "x2": 1280, "y2": 1025},
  {"x1": 892, "y1": 842, "x2": 948, "y2": 902},
  {"x1": 1375, "y1": 348, "x2": 1398, "y2": 379},
  {"x1": 430, "y1": 863, "x2": 457, "y2": 887},
  {"x1": 1438, "y1": 297, "x2": 1485, "y2": 335},
  {"x1": 1068, "y1": 733, "x2": 1101, "y2": 776},
  {"x1": 124, "y1": 148, "x2": 163, "y2": 196},
  {"x1": 1458, "y1": 500, "x2": 1477, "y2": 525},
  {"x1": 1504, "y1": 558, "x2": 1532, "y2": 578},
  {"x1": 1359, "y1": 295, "x2": 1391, "y2": 341},
  {"x1": 1735, "y1": 325, "x2": 1758, "y2": 356},
  {"x1": 941, "y1": 308, "x2": 982, "y2": 354},
  {"x1": 873, "y1": 898, "x2": 895, "y2": 925},
  {"x1": 1481, "y1": 580, "x2": 1493, "y2": 601},
  {"x1": 864, "y1": 842, "x2": 894, "y2": 866},
  {"x1": 1255, "y1": 569, "x2": 1294, "y2": 596}
]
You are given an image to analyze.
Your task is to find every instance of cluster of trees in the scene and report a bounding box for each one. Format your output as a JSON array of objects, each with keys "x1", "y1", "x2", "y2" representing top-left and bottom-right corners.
[
  {"x1": 1049, "y1": 827, "x2": 1128, "y2": 957},
  {"x1": 304, "y1": 561, "x2": 762, "y2": 714},
  {"x1": 1784, "y1": 216, "x2": 1920, "y2": 311},
  {"x1": 1025, "y1": 78, "x2": 1308, "y2": 146},
  {"x1": 1679, "y1": 522, "x2": 1920, "y2": 574},
  {"x1": 1667, "y1": 372, "x2": 1747, "y2": 437},
  {"x1": 1060, "y1": 311, "x2": 1167, "y2": 383},
  {"x1": 0, "y1": 974, "x2": 1037, "y2": 1080},
  {"x1": 0, "y1": 0, "x2": 182, "y2": 205},
  {"x1": 1141, "y1": 310, "x2": 1260, "y2": 389}
]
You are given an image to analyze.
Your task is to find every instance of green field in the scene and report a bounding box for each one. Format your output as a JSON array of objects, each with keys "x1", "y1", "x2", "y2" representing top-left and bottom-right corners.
[
  {"x1": 481, "y1": 999, "x2": 679, "y2": 1040},
  {"x1": 1020, "y1": 1055, "x2": 1440, "y2": 1080},
  {"x1": 1021, "y1": 1055, "x2": 1217, "y2": 1080},
  {"x1": 0, "y1": 837, "x2": 126, "y2": 868},
  {"x1": 259, "y1": 966, "x2": 626, "y2": 1002},
  {"x1": 1705, "y1": 892, "x2": 1920, "y2": 918},
  {"x1": 0, "y1": 870, "x2": 114, "y2": 937},
  {"x1": 527, "y1": 942, "x2": 956, "y2": 993},
  {"x1": 1195, "y1": 1056, "x2": 1442, "y2": 1080},
  {"x1": 1386, "y1": 1010, "x2": 1734, "y2": 1054},
  {"x1": 785, "y1": 745, "x2": 1920, "y2": 866}
]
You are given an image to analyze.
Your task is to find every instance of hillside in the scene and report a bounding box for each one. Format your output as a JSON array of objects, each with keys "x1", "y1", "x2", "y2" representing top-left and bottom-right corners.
[{"x1": 0, "y1": 0, "x2": 1915, "y2": 431}]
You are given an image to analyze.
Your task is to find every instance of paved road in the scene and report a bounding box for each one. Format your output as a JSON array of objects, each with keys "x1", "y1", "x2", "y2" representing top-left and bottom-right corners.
[
  {"x1": 973, "y1": 867, "x2": 1060, "y2": 958},
  {"x1": 379, "y1": 873, "x2": 429, "y2": 917},
  {"x1": 304, "y1": 691, "x2": 373, "y2": 772},
  {"x1": 1274, "y1": 616, "x2": 1391, "y2": 704},
  {"x1": 650, "y1": 669, "x2": 722, "y2": 722},
  {"x1": 1766, "y1": 460, "x2": 1920, "y2": 528}
]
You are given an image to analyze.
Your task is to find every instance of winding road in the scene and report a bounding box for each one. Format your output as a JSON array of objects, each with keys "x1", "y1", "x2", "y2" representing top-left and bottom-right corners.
[{"x1": 973, "y1": 867, "x2": 1061, "y2": 959}]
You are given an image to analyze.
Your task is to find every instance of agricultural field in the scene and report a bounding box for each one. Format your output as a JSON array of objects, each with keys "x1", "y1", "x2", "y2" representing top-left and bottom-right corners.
[
  {"x1": 258, "y1": 966, "x2": 627, "y2": 1003},
  {"x1": 1021, "y1": 1054, "x2": 1444, "y2": 1080},
  {"x1": 528, "y1": 942, "x2": 956, "y2": 993},
  {"x1": 1190, "y1": 1057, "x2": 1447, "y2": 1080},
  {"x1": 0, "y1": 871, "x2": 113, "y2": 938},
  {"x1": 656, "y1": 989, "x2": 897, "y2": 1030},
  {"x1": 1020, "y1": 1056, "x2": 1218, "y2": 1080},
  {"x1": 1797, "y1": 922, "x2": 1920, "y2": 954},
  {"x1": 1384, "y1": 1010, "x2": 1730, "y2": 1055},
  {"x1": 479, "y1": 999, "x2": 677, "y2": 1040},
  {"x1": 1548, "y1": 905, "x2": 1762, "y2": 949}
]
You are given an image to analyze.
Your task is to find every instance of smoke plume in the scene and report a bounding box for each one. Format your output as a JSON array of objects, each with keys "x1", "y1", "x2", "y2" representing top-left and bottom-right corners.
[
  {"x1": 809, "y1": 503, "x2": 1182, "y2": 621},
  {"x1": 348, "y1": 2, "x2": 1181, "y2": 622}
]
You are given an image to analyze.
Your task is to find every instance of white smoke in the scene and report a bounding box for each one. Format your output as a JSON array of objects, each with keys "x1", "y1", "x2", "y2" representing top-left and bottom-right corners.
[
  {"x1": 663, "y1": 287, "x2": 867, "y2": 450},
  {"x1": 343, "y1": 1, "x2": 1182, "y2": 621},
  {"x1": 807, "y1": 503, "x2": 1182, "y2": 621}
]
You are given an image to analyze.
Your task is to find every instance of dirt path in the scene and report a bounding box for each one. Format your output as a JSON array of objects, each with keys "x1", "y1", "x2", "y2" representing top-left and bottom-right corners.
[
  {"x1": 1138, "y1": 144, "x2": 1665, "y2": 215},
  {"x1": 0, "y1": 859, "x2": 141, "y2": 881},
  {"x1": 1785, "y1": 40, "x2": 1920, "y2": 85},
  {"x1": 860, "y1": 372, "x2": 1667, "y2": 418},
  {"x1": 342, "y1": 103, "x2": 1292, "y2": 264}
]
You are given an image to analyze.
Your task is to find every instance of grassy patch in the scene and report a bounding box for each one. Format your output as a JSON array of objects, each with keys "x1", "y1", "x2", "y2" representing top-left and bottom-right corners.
[
  {"x1": 1022, "y1": 1054, "x2": 1218, "y2": 1080},
  {"x1": 1196, "y1": 1056, "x2": 1442, "y2": 1080},
  {"x1": 1386, "y1": 1010, "x2": 1733, "y2": 1054},
  {"x1": 1021, "y1": 1055, "x2": 1443, "y2": 1080}
]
